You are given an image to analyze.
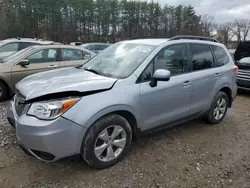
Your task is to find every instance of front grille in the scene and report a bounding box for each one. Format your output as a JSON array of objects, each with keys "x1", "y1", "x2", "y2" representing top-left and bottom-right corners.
[
  {"x1": 237, "y1": 70, "x2": 250, "y2": 81},
  {"x1": 14, "y1": 92, "x2": 26, "y2": 116}
]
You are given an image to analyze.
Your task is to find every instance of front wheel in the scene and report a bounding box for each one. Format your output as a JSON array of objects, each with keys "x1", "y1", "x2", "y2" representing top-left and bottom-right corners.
[
  {"x1": 0, "y1": 82, "x2": 8, "y2": 102},
  {"x1": 205, "y1": 91, "x2": 229, "y2": 124},
  {"x1": 81, "y1": 114, "x2": 132, "y2": 169}
]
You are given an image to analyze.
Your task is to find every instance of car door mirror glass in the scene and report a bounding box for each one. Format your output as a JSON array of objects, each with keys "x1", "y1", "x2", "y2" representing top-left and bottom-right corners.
[{"x1": 150, "y1": 69, "x2": 171, "y2": 87}]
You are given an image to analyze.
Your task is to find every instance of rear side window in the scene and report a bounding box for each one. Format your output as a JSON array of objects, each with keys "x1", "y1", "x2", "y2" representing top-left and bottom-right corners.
[
  {"x1": 20, "y1": 42, "x2": 40, "y2": 50},
  {"x1": 190, "y1": 44, "x2": 214, "y2": 71},
  {"x1": 211, "y1": 46, "x2": 230, "y2": 66},
  {"x1": 61, "y1": 48, "x2": 90, "y2": 61},
  {"x1": 0, "y1": 43, "x2": 19, "y2": 52}
]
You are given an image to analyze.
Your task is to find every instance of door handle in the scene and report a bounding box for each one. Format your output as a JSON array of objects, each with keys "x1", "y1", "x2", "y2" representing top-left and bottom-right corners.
[
  {"x1": 214, "y1": 73, "x2": 221, "y2": 77},
  {"x1": 182, "y1": 81, "x2": 191, "y2": 87},
  {"x1": 47, "y1": 65, "x2": 58, "y2": 68}
]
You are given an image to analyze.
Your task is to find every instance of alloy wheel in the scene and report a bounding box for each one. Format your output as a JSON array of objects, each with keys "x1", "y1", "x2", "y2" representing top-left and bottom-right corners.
[
  {"x1": 213, "y1": 97, "x2": 227, "y2": 120},
  {"x1": 94, "y1": 125, "x2": 127, "y2": 162}
]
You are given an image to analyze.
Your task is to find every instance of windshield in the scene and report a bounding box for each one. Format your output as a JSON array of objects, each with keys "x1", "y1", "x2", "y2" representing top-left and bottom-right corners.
[
  {"x1": 81, "y1": 42, "x2": 155, "y2": 78},
  {"x1": 239, "y1": 57, "x2": 250, "y2": 64},
  {"x1": 1, "y1": 47, "x2": 33, "y2": 63}
]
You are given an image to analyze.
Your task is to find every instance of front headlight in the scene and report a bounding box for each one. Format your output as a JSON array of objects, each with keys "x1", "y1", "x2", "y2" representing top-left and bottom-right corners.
[{"x1": 27, "y1": 98, "x2": 79, "y2": 120}]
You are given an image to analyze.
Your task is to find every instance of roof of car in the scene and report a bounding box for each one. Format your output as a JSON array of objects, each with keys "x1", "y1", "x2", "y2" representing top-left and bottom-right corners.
[
  {"x1": 81, "y1": 43, "x2": 111, "y2": 46},
  {"x1": 0, "y1": 38, "x2": 54, "y2": 44},
  {"x1": 122, "y1": 37, "x2": 222, "y2": 47},
  {"x1": 122, "y1": 39, "x2": 170, "y2": 46},
  {"x1": 30, "y1": 44, "x2": 96, "y2": 54}
]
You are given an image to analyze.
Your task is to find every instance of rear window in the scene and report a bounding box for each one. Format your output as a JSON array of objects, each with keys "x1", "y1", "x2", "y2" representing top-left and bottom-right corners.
[
  {"x1": 20, "y1": 42, "x2": 40, "y2": 50},
  {"x1": 211, "y1": 46, "x2": 229, "y2": 67},
  {"x1": 0, "y1": 42, "x2": 19, "y2": 52}
]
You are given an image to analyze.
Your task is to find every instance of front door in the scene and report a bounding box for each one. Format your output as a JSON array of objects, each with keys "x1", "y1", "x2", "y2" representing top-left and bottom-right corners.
[
  {"x1": 60, "y1": 48, "x2": 92, "y2": 68},
  {"x1": 139, "y1": 44, "x2": 192, "y2": 131},
  {"x1": 11, "y1": 48, "x2": 60, "y2": 86}
]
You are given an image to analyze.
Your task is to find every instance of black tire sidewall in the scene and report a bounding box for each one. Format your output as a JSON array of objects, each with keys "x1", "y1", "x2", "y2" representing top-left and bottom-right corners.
[
  {"x1": 208, "y1": 91, "x2": 228, "y2": 124},
  {"x1": 0, "y1": 82, "x2": 8, "y2": 102},
  {"x1": 82, "y1": 114, "x2": 132, "y2": 169}
]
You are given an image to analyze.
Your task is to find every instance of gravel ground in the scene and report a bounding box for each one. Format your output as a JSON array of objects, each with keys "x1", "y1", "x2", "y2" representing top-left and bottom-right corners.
[{"x1": 0, "y1": 94, "x2": 250, "y2": 188}]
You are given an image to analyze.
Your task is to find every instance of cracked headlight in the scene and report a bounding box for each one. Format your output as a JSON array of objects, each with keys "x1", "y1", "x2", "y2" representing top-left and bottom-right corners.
[{"x1": 27, "y1": 98, "x2": 79, "y2": 120}]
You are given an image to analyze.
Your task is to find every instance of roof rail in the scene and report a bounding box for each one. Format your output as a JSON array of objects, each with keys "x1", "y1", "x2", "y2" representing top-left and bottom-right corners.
[
  {"x1": 131, "y1": 36, "x2": 169, "y2": 39},
  {"x1": 169, "y1": 35, "x2": 217, "y2": 42}
]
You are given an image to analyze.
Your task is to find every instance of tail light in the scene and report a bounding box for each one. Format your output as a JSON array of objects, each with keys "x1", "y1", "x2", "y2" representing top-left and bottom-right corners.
[{"x1": 233, "y1": 65, "x2": 239, "y2": 73}]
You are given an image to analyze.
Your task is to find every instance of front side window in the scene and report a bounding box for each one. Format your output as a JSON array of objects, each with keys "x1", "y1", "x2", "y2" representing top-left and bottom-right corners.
[
  {"x1": 26, "y1": 49, "x2": 57, "y2": 64},
  {"x1": 81, "y1": 43, "x2": 156, "y2": 78},
  {"x1": 140, "y1": 44, "x2": 187, "y2": 82},
  {"x1": 211, "y1": 46, "x2": 229, "y2": 66},
  {"x1": 61, "y1": 49, "x2": 89, "y2": 61},
  {"x1": 190, "y1": 44, "x2": 214, "y2": 71},
  {"x1": 0, "y1": 43, "x2": 19, "y2": 52}
]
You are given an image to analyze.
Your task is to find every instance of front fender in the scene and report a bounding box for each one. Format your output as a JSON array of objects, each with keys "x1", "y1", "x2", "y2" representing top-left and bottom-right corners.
[{"x1": 83, "y1": 104, "x2": 139, "y2": 129}]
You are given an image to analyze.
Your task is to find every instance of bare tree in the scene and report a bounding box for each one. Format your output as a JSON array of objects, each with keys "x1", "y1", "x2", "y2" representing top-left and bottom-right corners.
[
  {"x1": 233, "y1": 19, "x2": 250, "y2": 42},
  {"x1": 216, "y1": 22, "x2": 234, "y2": 47},
  {"x1": 201, "y1": 14, "x2": 214, "y2": 36}
]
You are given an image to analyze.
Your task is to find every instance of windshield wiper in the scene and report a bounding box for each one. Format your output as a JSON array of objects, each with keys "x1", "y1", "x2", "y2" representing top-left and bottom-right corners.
[{"x1": 84, "y1": 68, "x2": 106, "y2": 76}]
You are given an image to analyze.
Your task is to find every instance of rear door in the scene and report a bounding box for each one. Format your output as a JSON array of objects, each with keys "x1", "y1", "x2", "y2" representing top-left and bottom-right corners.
[
  {"x1": 59, "y1": 48, "x2": 92, "y2": 68},
  {"x1": 188, "y1": 43, "x2": 218, "y2": 114},
  {"x1": 11, "y1": 48, "x2": 60, "y2": 84}
]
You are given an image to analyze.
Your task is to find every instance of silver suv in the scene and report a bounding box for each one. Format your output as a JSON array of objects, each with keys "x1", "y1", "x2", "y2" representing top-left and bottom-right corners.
[{"x1": 7, "y1": 36, "x2": 238, "y2": 169}]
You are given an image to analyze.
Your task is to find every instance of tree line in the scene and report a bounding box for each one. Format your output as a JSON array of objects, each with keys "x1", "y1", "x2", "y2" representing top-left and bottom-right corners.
[
  {"x1": 0, "y1": 0, "x2": 211, "y2": 43},
  {"x1": 0, "y1": 0, "x2": 249, "y2": 46}
]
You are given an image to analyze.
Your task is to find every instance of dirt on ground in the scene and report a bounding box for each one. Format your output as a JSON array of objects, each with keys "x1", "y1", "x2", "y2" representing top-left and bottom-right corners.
[{"x1": 0, "y1": 94, "x2": 250, "y2": 188}]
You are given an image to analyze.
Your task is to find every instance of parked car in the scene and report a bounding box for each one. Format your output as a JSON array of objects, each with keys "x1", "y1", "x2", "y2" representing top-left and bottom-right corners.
[
  {"x1": 0, "y1": 38, "x2": 54, "y2": 60},
  {"x1": 234, "y1": 41, "x2": 250, "y2": 91},
  {"x1": 7, "y1": 36, "x2": 237, "y2": 169},
  {"x1": 80, "y1": 43, "x2": 111, "y2": 53},
  {"x1": 0, "y1": 45, "x2": 95, "y2": 101},
  {"x1": 70, "y1": 42, "x2": 83, "y2": 46}
]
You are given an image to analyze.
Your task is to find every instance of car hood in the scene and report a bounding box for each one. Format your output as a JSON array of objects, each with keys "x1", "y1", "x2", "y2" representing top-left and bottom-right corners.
[
  {"x1": 16, "y1": 67, "x2": 118, "y2": 100},
  {"x1": 234, "y1": 42, "x2": 250, "y2": 61}
]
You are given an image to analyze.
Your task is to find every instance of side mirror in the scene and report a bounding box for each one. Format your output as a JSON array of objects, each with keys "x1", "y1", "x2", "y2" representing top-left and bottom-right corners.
[
  {"x1": 83, "y1": 54, "x2": 91, "y2": 60},
  {"x1": 18, "y1": 59, "x2": 30, "y2": 66},
  {"x1": 150, "y1": 69, "x2": 171, "y2": 87}
]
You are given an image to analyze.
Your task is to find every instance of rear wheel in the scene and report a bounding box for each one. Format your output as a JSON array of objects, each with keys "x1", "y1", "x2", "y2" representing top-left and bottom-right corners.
[
  {"x1": 0, "y1": 81, "x2": 8, "y2": 102},
  {"x1": 81, "y1": 114, "x2": 132, "y2": 169},
  {"x1": 205, "y1": 91, "x2": 228, "y2": 124}
]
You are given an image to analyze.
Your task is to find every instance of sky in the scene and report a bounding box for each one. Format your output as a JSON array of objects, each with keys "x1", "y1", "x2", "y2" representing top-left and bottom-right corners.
[{"x1": 157, "y1": 0, "x2": 250, "y2": 23}]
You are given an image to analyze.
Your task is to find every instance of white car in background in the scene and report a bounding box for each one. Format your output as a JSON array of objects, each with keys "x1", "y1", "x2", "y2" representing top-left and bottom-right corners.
[{"x1": 0, "y1": 38, "x2": 54, "y2": 60}]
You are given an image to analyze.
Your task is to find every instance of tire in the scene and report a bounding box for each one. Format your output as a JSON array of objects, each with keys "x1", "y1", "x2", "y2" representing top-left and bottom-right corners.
[
  {"x1": 0, "y1": 81, "x2": 8, "y2": 102},
  {"x1": 205, "y1": 91, "x2": 229, "y2": 124},
  {"x1": 81, "y1": 114, "x2": 132, "y2": 169}
]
